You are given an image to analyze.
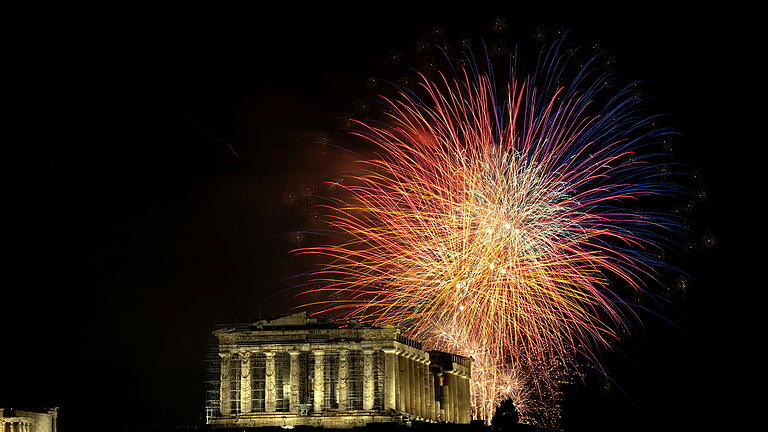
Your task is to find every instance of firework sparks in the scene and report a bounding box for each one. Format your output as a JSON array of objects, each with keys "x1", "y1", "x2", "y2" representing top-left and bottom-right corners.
[{"x1": 296, "y1": 44, "x2": 682, "y2": 426}]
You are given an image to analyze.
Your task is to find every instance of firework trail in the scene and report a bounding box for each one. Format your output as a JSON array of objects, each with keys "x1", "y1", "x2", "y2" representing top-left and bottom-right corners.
[
  {"x1": 429, "y1": 316, "x2": 536, "y2": 422},
  {"x1": 296, "y1": 41, "x2": 682, "y2": 427}
]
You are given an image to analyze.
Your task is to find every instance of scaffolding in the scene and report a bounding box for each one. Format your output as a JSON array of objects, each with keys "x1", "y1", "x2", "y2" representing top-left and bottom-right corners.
[
  {"x1": 204, "y1": 331, "x2": 221, "y2": 423},
  {"x1": 251, "y1": 353, "x2": 266, "y2": 412}
]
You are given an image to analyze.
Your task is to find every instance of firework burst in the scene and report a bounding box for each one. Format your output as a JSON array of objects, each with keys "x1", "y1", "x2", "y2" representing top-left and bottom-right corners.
[{"x1": 296, "y1": 42, "x2": 682, "y2": 427}]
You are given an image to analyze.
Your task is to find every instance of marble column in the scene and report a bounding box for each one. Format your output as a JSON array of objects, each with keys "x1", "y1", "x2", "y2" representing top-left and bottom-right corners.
[
  {"x1": 466, "y1": 376, "x2": 472, "y2": 422},
  {"x1": 450, "y1": 373, "x2": 458, "y2": 422},
  {"x1": 382, "y1": 348, "x2": 397, "y2": 410},
  {"x1": 397, "y1": 351, "x2": 406, "y2": 412},
  {"x1": 412, "y1": 355, "x2": 420, "y2": 415},
  {"x1": 338, "y1": 349, "x2": 349, "y2": 411},
  {"x1": 265, "y1": 352, "x2": 276, "y2": 412},
  {"x1": 403, "y1": 354, "x2": 411, "y2": 414},
  {"x1": 289, "y1": 351, "x2": 301, "y2": 412},
  {"x1": 453, "y1": 373, "x2": 460, "y2": 422},
  {"x1": 424, "y1": 361, "x2": 431, "y2": 419},
  {"x1": 219, "y1": 352, "x2": 232, "y2": 415},
  {"x1": 240, "y1": 352, "x2": 252, "y2": 413},
  {"x1": 463, "y1": 375, "x2": 471, "y2": 422},
  {"x1": 460, "y1": 375, "x2": 466, "y2": 422},
  {"x1": 408, "y1": 354, "x2": 421, "y2": 417},
  {"x1": 416, "y1": 357, "x2": 423, "y2": 417},
  {"x1": 420, "y1": 361, "x2": 429, "y2": 419},
  {"x1": 453, "y1": 374, "x2": 460, "y2": 423},
  {"x1": 459, "y1": 375, "x2": 469, "y2": 423},
  {"x1": 437, "y1": 372, "x2": 448, "y2": 422},
  {"x1": 313, "y1": 350, "x2": 325, "y2": 413},
  {"x1": 411, "y1": 355, "x2": 424, "y2": 417},
  {"x1": 462, "y1": 375, "x2": 470, "y2": 422},
  {"x1": 413, "y1": 356, "x2": 422, "y2": 418},
  {"x1": 456, "y1": 375, "x2": 463, "y2": 423},
  {"x1": 363, "y1": 350, "x2": 375, "y2": 410},
  {"x1": 428, "y1": 367, "x2": 436, "y2": 420},
  {"x1": 409, "y1": 354, "x2": 420, "y2": 418},
  {"x1": 451, "y1": 375, "x2": 461, "y2": 423},
  {"x1": 441, "y1": 373, "x2": 453, "y2": 422}
]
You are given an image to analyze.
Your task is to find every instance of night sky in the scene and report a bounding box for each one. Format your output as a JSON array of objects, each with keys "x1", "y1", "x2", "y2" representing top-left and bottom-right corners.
[{"x1": 5, "y1": 10, "x2": 749, "y2": 432}]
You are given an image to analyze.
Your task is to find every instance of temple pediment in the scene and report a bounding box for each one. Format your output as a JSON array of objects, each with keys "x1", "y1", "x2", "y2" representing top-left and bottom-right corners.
[{"x1": 253, "y1": 311, "x2": 316, "y2": 328}]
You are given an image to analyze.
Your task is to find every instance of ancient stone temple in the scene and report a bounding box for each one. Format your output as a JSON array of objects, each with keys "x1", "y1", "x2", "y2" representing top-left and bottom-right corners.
[
  {"x1": 0, "y1": 408, "x2": 58, "y2": 432},
  {"x1": 206, "y1": 312, "x2": 472, "y2": 429}
]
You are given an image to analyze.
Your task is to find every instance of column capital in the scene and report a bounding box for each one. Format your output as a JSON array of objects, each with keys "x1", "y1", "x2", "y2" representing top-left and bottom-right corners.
[
  {"x1": 264, "y1": 351, "x2": 275, "y2": 357},
  {"x1": 381, "y1": 347, "x2": 397, "y2": 354},
  {"x1": 288, "y1": 350, "x2": 301, "y2": 356},
  {"x1": 238, "y1": 350, "x2": 252, "y2": 359},
  {"x1": 219, "y1": 352, "x2": 232, "y2": 359}
]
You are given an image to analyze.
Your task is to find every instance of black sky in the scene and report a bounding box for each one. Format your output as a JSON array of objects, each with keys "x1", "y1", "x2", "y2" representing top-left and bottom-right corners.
[{"x1": 5, "y1": 9, "x2": 751, "y2": 432}]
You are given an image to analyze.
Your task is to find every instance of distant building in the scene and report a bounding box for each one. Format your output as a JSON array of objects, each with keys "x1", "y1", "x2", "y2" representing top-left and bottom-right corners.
[
  {"x1": 0, "y1": 408, "x2": 57, "y2": 432},
  {"x1": 206, "y1": 312, "x2": 472, "y2": 429}
]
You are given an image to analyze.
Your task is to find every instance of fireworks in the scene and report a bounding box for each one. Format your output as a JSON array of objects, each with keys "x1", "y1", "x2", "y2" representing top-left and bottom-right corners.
[{"x1": 295, "y1": 43, "x2": 682, "y2": 427}]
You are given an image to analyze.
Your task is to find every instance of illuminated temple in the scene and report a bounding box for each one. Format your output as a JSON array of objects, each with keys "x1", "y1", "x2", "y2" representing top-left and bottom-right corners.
[{"x1": 206, "y1": 312, "x2": 472, "y2": 428}]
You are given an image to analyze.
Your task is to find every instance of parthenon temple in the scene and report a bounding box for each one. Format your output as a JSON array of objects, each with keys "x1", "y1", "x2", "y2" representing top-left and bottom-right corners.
[
  {"x1": 0, "y1": 408, "x2": 58, "y2": 432},
  {"x1": 206, "y1": 312, "x2": 472, "y2": 428}
]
